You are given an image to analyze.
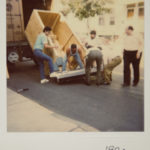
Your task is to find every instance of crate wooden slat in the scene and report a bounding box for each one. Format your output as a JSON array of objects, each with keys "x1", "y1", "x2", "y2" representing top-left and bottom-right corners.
[
  {"x1": 38, "y1": 11, "x2": 60, "y2": 29},
  {"x1": 53, "y1": 21, "x2": 73, "y2": 49},
  {"x1": 25, "y1": 10, "x2": 44, "y2": 49}
]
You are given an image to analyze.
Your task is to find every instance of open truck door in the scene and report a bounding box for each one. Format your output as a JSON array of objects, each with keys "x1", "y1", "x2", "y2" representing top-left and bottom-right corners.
[
  {"x1": 7, "y1": 0, "x2": 86, "y2": 77},
  {"x1": 6, "y1": 0, "x2": 53, "y2": 73}
]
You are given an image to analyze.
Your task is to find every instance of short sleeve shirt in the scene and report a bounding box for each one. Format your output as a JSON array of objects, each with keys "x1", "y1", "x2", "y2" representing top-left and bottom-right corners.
[
  {"x1": 34, "y1": 33, "x2": 48, "y2": 50},
  {"x1": 86, "y1": 37, "x2": 100, "y2": 48},
  {"x1": 86, "y1": 37, "x2": 102, "y2": 55}
]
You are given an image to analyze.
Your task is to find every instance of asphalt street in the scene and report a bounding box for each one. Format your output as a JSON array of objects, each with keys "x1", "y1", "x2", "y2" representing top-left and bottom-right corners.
[{"x1": 7, "y1": 61, "x2": 144, "y2": 131}]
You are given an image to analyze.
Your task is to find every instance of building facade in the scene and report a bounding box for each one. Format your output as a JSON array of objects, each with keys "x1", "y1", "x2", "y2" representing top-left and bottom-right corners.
[
  {"x1": 94, "y1": 0, "x2": 144, "y2": 38},
  {"x1": 51, "y1": 0, "x2": 144, "y2": 39}
]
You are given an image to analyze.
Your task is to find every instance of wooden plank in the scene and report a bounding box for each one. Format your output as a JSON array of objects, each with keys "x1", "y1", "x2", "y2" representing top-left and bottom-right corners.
[
  {"x1": 60, "y1": 21, "x2": 86, "y2": 56},
  {"x1": 53, "y1": 21, "x2": 73, "y2": 48},
  {"x1": 53, "y1": 20, "x2": 86, "y2": 56},
  {"x1": 38, "y1": 11, "x2": 60, "y2": 28},
  {"x1": 61, "y1": 33, "x2": 73, "y2": 50},
  {"x1": 51, "y1": 14, "x2": 60, "y2": 30},
  {"x1": 25, "y1": 10, "x2": 44, "y2": 49}
]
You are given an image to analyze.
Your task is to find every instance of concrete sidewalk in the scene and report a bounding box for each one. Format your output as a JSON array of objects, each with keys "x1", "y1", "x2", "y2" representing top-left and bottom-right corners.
[{"x1": 7, "y1": 88, "x2": 99, "y2": 132}]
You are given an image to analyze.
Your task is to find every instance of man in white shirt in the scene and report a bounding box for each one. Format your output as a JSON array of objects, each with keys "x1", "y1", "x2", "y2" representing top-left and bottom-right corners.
[
  {"x1": 122, "y1": 26, "x2": 143, "y2": 87},
  {"x1": 85, "y1": 30, "x2": 103, "y2": 86}
]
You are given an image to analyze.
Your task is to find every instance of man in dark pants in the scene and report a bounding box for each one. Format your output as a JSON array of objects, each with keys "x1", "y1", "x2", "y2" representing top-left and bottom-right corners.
[
  {"x1": 122, "y1": 26, "x2": 143, "y2": 87},
  {"x1": 85, "y1": 30, "x2": 103, "y2": 85}
]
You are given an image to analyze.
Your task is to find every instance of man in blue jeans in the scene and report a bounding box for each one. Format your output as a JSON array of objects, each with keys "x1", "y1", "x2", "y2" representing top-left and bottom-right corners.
[
  {"x1": 33, "y1": 26, "x2": 57, "y2": 84},
  {"x1": 64, "y1": 44, "x2": 84, "y2": 70},
  {"x1": 53, "y1": 57, "x2": 66, "y2": 72}
]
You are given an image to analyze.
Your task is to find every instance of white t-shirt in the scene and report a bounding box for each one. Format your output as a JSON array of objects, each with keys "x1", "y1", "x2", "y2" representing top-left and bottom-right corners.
[
  {"x1": 85, "y1": 37, "x2": 102, "y2": 55},
  {"x1": 122, "y1": 33, "x2": 143, "y2": 52}
]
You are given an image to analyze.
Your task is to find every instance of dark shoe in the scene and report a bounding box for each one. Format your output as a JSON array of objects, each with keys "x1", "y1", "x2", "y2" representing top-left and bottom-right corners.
[
  {"x1": 84, "y1": 79, "x2": 91, "y2": 86},
  {"x1": 103, "y1": 82, "x2": 110, "y2": 85},
  {"x1": 96, "y1": 79, "x2": 103, "y2": 86},
  {"x1": 132, "y1": 83, "x2": 138, "y2": 87},
  {"x1": 96, "y1": 82, "x2": 101, "y2": 86},
  {"x1": 122, "y1": 83, "x2": 130, "y2": 87},
  {"x1": 85, "y1": 81, "x2": 91, "y2": 86}
]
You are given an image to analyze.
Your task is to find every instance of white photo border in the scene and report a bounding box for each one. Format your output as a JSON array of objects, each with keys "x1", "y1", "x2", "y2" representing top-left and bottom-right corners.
[{"x1": 0, "y1": 0, "x2": 150, "y2": 149}]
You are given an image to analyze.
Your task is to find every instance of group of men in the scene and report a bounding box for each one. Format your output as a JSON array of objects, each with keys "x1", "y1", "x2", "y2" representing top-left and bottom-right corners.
[{"x1": 33, "y1": 25, "x2": 142, "y2": 87}]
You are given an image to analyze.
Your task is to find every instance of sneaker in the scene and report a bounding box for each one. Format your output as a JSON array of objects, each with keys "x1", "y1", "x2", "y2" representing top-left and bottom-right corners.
[
  {"x1": 40, "y1": 79, "x2": 49, "y2": 84},
  {"x1": 84, "y1": 79, "x2": 91, "y2": 86},
  {"x1": 103, "y1": 82, "x2": 110, "y2": 85},
  {"x1": 50, "y1": 72, "x2": 58, "y2": 78}
]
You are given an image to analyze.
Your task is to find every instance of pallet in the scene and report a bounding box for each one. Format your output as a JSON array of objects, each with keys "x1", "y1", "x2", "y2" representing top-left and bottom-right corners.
[{"x1": 50, "y1": 68, "x2": 97, "y2": 84}]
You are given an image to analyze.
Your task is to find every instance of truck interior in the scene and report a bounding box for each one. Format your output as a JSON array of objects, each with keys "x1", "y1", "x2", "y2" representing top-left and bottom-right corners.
[
  {"x1": 7, "y1": 0, "x2": 53, "y2": 70},
  {"x1": 22, "y1": 0, "x2": 53, "y2": 28}
]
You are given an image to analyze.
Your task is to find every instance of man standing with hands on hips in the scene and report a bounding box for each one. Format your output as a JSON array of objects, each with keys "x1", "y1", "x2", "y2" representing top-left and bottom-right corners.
[{"x1": 122, "y1": 26, "x2": 143, "y2": 87}]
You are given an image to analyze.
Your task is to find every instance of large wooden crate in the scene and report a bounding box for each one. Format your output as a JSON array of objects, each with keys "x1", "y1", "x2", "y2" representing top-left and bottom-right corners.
[{"x1": 25, "y1": 10, "x2": 86, "y2": 74}]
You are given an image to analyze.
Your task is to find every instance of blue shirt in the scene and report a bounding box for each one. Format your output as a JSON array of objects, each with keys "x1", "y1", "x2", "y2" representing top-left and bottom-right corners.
[{"x1": 34, "y1": 33, "x2": 48, "y2": 50}]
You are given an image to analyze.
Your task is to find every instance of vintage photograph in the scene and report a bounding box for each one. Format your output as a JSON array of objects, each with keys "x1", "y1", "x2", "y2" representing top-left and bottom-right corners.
[{"x1": 7, "y1": 0, "x2": 144, "y2": 132}]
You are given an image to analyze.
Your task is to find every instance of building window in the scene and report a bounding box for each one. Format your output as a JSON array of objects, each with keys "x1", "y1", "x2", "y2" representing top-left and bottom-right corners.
[
  {"x1": 127, "y1": 3, "x2": 135, "y2": 18},
  {"x1": 138, "y1": 2, "x2": 144, "y2": 7},
  {"x1": 127, "y1": 8, "x2": 134, "y2": 18},
  {"x1": 99, "y1": 17, "x2": 104, "y2": 25},
  {"x1": 139, "y1": 8, "x2": 144, "y2": 17},
  {"x1": 110, "y1": 17, "x2": 115, "y2": 25},
  {"x1": 138, "y1": 2, "x2": 144, "y2": 17}
]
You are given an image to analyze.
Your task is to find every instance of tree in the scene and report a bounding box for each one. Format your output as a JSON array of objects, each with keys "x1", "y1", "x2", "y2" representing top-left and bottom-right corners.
[{"x1": 61, "y1": 0, "x2": 113, "y2": 30}]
